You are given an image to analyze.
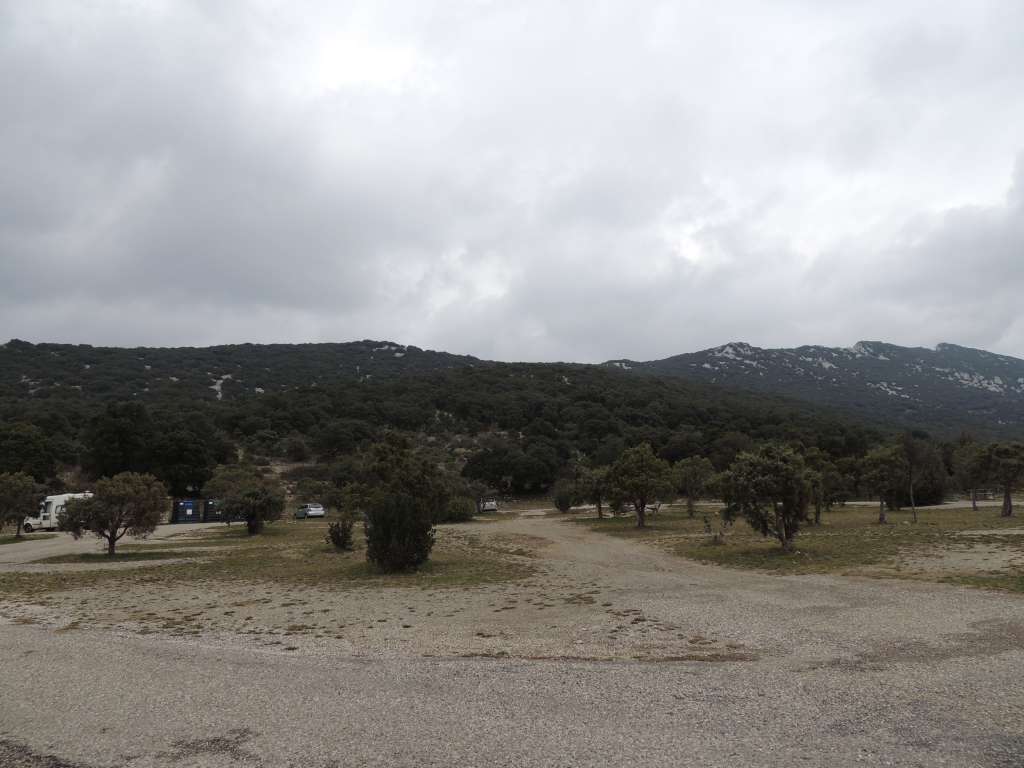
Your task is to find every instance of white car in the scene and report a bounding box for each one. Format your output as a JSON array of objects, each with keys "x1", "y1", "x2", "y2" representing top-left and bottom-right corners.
[
  {"x1": 295, "y1": 503, "x2": 326, "y2": 519},
  {"x1": 480, "y1": 499, "x2": 499, "y2": 513}
]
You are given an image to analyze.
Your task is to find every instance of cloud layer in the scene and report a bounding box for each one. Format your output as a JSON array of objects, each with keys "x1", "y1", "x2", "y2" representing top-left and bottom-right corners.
[{"x1": 2, "y1": 0, "x2": 1023, "y2": 361}]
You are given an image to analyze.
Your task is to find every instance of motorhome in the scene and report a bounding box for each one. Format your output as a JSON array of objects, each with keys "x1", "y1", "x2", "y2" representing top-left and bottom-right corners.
[{"x1": 22, "y1": 492, "x2": 93, "y2": 533}]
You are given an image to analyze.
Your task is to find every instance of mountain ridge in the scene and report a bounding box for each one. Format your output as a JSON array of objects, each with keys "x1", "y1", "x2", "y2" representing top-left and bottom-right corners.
[
  {"x1": 3, "y1": 337, "x2": 1023, "y2": 438},
  {"x1": 604, "y1": 339, "x2": 1024, "y2": 438}
]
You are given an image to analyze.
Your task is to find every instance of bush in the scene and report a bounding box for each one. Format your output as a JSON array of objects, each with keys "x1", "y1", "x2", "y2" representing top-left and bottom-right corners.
[
  {"x1": 326, "y1": 514, "x2": 354, "y2": 551},
  {"x1": 434, "y1": 496, "x2": 476, "y2": 523},
  {"x1": 284, "y1": 436, "x2": 309, "y2": 462},
  {"x1": 553, "y1": 481, "x2": 574, "y2": 512},
  {"x1": 364, "y1": 491, "x2": 435, "y2": 572}
]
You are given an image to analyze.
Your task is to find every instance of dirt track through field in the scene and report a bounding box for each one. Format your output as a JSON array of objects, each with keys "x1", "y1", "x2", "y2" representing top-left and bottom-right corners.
[{"x1": 2, "y1": 514, "x2": 1023, "y2": 767}]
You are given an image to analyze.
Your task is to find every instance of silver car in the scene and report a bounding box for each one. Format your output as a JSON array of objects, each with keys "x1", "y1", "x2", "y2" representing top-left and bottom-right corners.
[{"x1": 295, "y1": 503, "x2": 326, "y2": 519}]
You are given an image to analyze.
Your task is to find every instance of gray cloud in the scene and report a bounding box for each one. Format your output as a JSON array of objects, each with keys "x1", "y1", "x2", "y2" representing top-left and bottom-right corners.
[{"x1": 2, "y1": 0, "x2": 1023, "y2": 361}]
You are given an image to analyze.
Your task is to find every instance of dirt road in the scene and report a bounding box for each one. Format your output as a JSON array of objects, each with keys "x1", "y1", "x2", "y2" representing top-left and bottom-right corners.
[{"x1": 1, "y1": 515, "x2": 1023, "y2": 767}]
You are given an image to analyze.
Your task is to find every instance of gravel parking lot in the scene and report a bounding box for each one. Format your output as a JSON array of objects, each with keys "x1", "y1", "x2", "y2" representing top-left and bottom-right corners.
[{"x1": 1, "y1": 515, "x2": 1022, "y2": 767}]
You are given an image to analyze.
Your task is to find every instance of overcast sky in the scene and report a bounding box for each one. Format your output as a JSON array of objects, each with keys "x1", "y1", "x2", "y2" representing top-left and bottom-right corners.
[{"x1": 2, "y1": 1, "x2": 1023, "y2": 362}]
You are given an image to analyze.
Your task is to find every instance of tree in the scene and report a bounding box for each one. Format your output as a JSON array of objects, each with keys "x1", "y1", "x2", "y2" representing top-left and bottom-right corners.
[
  {"x1": 0, "y1": 423, "x2": 55, "y2": 482},
  {"x1": 60, "y1": 473, "x2": 166, "y2": 556},
  {"x1": 149, "y1": 427, "x2": 216, "y2": 497},
  {"x1": 898, "y1": 432, "x2": 933, "y2": 523},
  {"x1": 326, "y1": 514, "x2": 355, "y2": 550},
  {"x1": 986, "y1": 442, "x2": 1024, "y2": 518},
  {"x1": 0, "y1": 472, "x2": 44, "y2": 539},
  {"x1": 719, "y1": 444, "x2": 810, "y2": 551},
  {"x1": 205, "y1": 465, "x2": 285, "y2": 535},
  {"x1": 607, "y1": 444, "x2": 673, "y2": 528},
  {"x1": 363, "y1": 491, "x2": 436, "y2": 571},
  {"x1": 579, "y1": 465, "x2": 609, "y2": 518},
  {"x1": 313, "y1": 419, "x2": 376, "y2": 459},
  {"x1": 803, "y1": 449, "x2": 844, "y2": 526},
  {"x1": 552, "y1": 480, "x2": 574, "y2": 512},
  {"x1": 675, "y1": 456, "x2": 714, "y2": 517},
  {"x1": 344, "y1": 444, "x2": 447, "y2": 571},
  {"x1": 82, "y1": 402, "x2": 154, "y2": 479},
  {"x1": 953, "y1": 439, "x2": 990, "y2": 511},
  {"x1": 862, "y1": 446, "x2": 904, "y2": 524}
]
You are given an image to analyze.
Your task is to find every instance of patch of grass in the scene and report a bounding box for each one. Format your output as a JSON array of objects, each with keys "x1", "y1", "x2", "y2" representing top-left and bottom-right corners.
[
  {"x1": 582, "y1": 503, "x2": 1024, "y2": 589},
  {"x1": 34, "y1": 550, "x2": 199, "y2": 564},
  {"x1": 939, "y1": 573, "x2": 1024, "y2": 592},
  {"x1": 0, "y1": 519, "x2": 534, "y2": 598},
  {"x1": 0, "y1": 533, "x2": 57, "y2": 545}
]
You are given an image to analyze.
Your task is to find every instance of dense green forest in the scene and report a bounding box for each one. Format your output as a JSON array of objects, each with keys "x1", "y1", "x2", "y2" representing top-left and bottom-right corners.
[
  {"x1": 1, "y1": 341, "x2": 882, "y2": 494},
  {"x1": 5, "y1": 338, "x2": 1019, "y2": 514}
]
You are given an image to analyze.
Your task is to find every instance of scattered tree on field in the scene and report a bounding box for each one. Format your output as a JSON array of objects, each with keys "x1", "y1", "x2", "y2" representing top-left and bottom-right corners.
[
  {"x1": 803, "y1": 449, "x2": 846, "y2": 525},
  {"x1": 674, "y1": 456, "x2": 714, "y2": 517},
  {"x1": 862, "y1": 446, "x2": 905, "y2": 524},
  {"x1": 608, "y1": 444, "x2": 673, "y2": 528},
  {"x1": 0, "y1": 472, "x2": 44, "y2": 538},
  {"x1": 552, "y1": 479, "x2": 574, "y2": 513},
  {"x1": 898, "y1": 432, "x2": 932, "y2": 523},
  {"x1": 953, "y1": 439, "x2": 989, "y2": 511},
  {"x1": 362, "y1": 491, "x2": 436, "y2": 571},
  {"x1": 205, "y1": 465, "x2": 285, "y2": 535},
  {"x1": 580, "y1": 465, "x2": 610, "y2": 518},
  {"x1": 343, "y1": 442, "x2": 448, "y2": 571},
  {"x1": 986, "y1": 442, "x2": 1024, "y2": 518},
  {"x1": 59, "y1": 472, "x2": 166, "y2": 556},
  {"x1": 719, "y1": 444, "x2": 810, "y2": 551}
]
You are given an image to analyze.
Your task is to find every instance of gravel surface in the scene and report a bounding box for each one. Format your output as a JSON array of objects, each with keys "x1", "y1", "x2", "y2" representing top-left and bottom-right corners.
[{"x1": 1, "y1": 516, "x2": 1023, "y2": 767}]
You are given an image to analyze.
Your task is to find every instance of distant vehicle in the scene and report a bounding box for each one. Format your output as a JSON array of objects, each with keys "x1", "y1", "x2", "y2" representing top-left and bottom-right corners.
[
  {"x1": 22, "y1": 493, "x2": 93, "y2": 533},
  {"x1": 480, "y1": 499, "x2": 499, "y2": 513},
  {"x1": 295, "y1": 503, "x2": 326, "y2": 519},
  {"x1": 622, "y1": 502, "x2": 661, "y2": 516}
]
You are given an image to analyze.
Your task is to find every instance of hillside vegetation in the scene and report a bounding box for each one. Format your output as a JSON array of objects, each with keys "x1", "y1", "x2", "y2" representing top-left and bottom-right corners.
[
  {"x1": 0, "y1": 338, "x2": 882, "y2": 497},
  {"x1": 607, "y1": 340, "x2": 1024, "y2": 438}
]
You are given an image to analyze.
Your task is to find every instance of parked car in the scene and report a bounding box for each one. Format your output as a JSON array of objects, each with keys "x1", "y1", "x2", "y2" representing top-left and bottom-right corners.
[
  {"x1": 480, "y1": 499, "x2": 499, "y2": 513},
  {"x1": 295, "y1": 503, "x2": 326, "y2": 519}
]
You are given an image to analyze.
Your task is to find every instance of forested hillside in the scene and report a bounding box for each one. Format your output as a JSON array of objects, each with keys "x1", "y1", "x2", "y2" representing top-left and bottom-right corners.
[
  {"x1": 607, "y1": 341, "x2": 1024, "y2": 439},
  {"x1": 0, "y1": 338, "x2": 482, "y2": 402},
  {"x1": 0, "y1": 338, "x2": 883, "y2": 497}
]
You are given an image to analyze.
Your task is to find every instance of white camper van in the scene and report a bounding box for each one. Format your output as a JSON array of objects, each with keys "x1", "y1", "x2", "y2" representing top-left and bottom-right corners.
[{"x1": 22, "y1": 493, "x2": 93, "y2": 533}]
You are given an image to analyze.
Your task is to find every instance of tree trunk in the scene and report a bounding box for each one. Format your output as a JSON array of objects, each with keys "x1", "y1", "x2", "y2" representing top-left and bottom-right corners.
[
  {"x1": 246, "y1": 517, "x2": 261, "y2": 535},
  {"x1": 635, "y1": 500, "x2": 646, "y2": 529},
  {"x1": 687, "y1": 496, "x2": 695, "y2": 518},
  {"x1": 814, "y1": 500, "x2": 822, "y2": 526},
  {"x1": 1002, "y1": 485, "x2": 1013, "y2": 517},
  {"x1": 909, "y1": 471, "x2": 917, "y2": 523},
  {"x1": 971, "y1": 487, "x2": 978, "y2": 511},
  {"x1": 878, "y1": 498, "x2": 887, "y2": 525},
  {"x1": 14, "y1": 521, "x2": 22, "y2": 539},
  {"x1": 596, "y1": 499, "x2": 603, "y2": 519},
  {"x1": 107, "y1": 537, "x2": 116, "y2": 556}
]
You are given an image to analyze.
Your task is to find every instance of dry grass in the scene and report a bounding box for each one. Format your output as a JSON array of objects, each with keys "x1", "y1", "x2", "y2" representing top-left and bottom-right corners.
[
  {"x1": 0, "y1": 533, "x2": 57, "y2": 546},
  {"x1": 582, "y1": 503, "x2": 1024, "y2": 590},
  {"x1": 0, "y1": 519, "x2": 535, "y2": 598}
]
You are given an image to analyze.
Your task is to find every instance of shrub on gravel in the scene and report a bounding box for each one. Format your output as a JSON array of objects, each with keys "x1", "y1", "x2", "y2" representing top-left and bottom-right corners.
[
  {"x1": 364, "y1": 491, "x2": 435, "y2": 571},
  {"x1": 552, "y1": 481, "x2": 574, "y2": 513},
  {"x1": 326, "y1": 514, "x2": 355, "y2": 550}
]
